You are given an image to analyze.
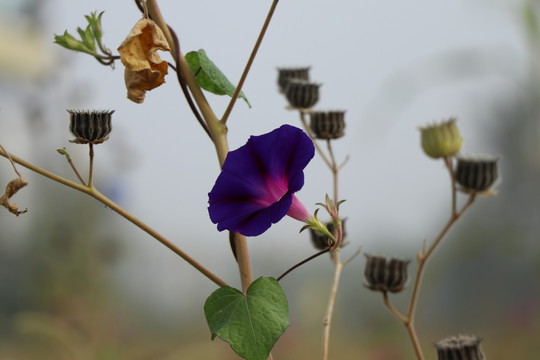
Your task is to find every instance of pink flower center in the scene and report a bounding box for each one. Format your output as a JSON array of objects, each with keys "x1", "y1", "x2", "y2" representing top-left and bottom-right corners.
[
  {"x1": 252, "y1": 174, "x2": 288, "y2": 207},
  {"x1": 252, "y1": 173, "x2": 311, "y2": 223}
]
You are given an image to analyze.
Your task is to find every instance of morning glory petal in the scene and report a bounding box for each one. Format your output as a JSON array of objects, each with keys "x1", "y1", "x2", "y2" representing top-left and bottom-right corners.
[{"x1": 208, "y1": 125, "x2": 314, "y2": 236}]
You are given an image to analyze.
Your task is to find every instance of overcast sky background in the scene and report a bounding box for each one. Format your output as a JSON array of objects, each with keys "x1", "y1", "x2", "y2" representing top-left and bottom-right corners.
[{"x1": 0, "y1": 0, "x2": 526, "y2": 313}]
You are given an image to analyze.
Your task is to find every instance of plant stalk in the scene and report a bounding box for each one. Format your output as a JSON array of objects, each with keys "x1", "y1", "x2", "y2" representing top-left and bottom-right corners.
[{"x1": 0, "y1": 148, "x2": 227, "y2": 287}]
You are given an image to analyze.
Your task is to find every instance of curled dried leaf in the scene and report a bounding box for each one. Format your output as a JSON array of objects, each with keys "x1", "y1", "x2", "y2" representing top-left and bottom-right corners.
[
  {"x1": 0, "y1": 177, "x2": 28, "y2": 216},
  {"x1": 117, "y1": 18, "x2": 170, "y2": 103}
]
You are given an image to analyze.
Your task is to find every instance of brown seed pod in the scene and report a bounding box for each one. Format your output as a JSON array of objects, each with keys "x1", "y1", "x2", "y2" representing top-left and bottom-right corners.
[
  {"x1": 68, "y1": 110, "x2": 114, "y2": 144},
  {"x1": 434, "y1": 335, "x2": 485, "y2": 360},
  {"x1": 455, "y1": 156, "x2": 499, "y2": 193},
  {"x1": 309, "y1": 111, "x2": 346, "y2": 139},
  {"x1": 284, "y1": 79, "x2": 320, "y2": 109},
  {"x1": 364, "y1": 254, "x2": 410, "y2": 293}
]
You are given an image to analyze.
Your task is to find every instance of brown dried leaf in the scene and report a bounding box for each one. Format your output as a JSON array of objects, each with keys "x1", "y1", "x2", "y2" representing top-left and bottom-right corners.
[
  {"x1": 0, "y1": 177, "x2": 28, "y2": 216},
  {"x1": 117, "y1": 18, "x2": 170, "y2": 103}
]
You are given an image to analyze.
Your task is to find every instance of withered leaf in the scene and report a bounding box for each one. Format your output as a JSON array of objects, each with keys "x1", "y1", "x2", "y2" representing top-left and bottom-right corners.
[
  {"x1": 0, "y1": 177, "x2": 28, "y2": 216},
  {"x1": 118, "y1": 18, "x2": 170, "y2": 103}
]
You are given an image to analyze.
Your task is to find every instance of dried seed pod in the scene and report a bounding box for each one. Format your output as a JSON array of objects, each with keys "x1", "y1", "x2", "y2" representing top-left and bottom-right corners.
[
  {"x1": 309, "y1": 111, "x2": 346, "y2": 139},
  {"x1": 455, "y1": 156, "x2": 498, "y2": 193},
  {"x1": 277, "y1": 67, "x2": 310, "y2": 93},
  {"x1": 420, "y1": 118, "x2": 462, "y2": 158},
  {"x1": 364, "y1": 254, "x2": 410, "y2": 293},
  {"x1": 0, "y1": 177, "x2": 28, "y2": 216},
  {"x1": 435, "y1": 335, "x2": 485, "y2": 360},
  {"x1": 284, "y1": 79, "x2": 320, "y2": 109},
  {"x1": 68, "y1": 110, "x2": 114, "y2": 144}
]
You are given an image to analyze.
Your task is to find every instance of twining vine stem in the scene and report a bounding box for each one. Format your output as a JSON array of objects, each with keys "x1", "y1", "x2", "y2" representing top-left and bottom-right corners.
[{"x1": 382, "y1": 157, "x2": 477, "y2": 360}]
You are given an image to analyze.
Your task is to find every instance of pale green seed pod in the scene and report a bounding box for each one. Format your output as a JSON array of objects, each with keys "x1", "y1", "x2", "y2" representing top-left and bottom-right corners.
[{"x1": 420, "y1": 118, "x2": 463, "y2": 158}]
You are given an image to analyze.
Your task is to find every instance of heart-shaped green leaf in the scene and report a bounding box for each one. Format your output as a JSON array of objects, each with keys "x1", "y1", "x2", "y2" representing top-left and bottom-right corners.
[
  {"x1": 186, "y1": 49, "x2": 251, "y2": 107},
  {"x1": 204, "y1": 277, "x2": 289, "y2": 360}
]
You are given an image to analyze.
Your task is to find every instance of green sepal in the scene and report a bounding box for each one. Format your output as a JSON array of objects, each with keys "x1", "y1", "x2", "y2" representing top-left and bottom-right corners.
[
  {"x1": 204, "y1": 277, "x2": 289, "y2": 360},
  {"x1": 186, "y1": 49, "x2": 251, "y2": 108}
]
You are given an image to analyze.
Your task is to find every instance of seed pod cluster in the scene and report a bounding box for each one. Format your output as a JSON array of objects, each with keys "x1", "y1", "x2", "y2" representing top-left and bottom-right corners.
[
  {"x1": 68, "y1": 110, "x2": 114, "y2": 144},
  {"x1": 309, "y1": 111, "x2": 346, "y2": 139},
  {"x1": 277, "y1": 67, "x2": 310, "y2": 93},
  {"x1": 364, "y1": 254, "x2": 410, "y2": 293},
  {"x1": 435, "y1": 335, "x2": 485, "y2": 360}
]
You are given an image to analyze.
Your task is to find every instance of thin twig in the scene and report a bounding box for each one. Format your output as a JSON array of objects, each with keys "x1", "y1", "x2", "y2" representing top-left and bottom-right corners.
[
  {"x1": 0, "y1": 148, "x2": 227, "y2": 287},
  {"x1": 342, "y1": 245, "x2": 362, "y2": 266},
  {"x1": 338, "y1": 154, "x2": 350, "y2": 170},
  {"x1": 382, "y1": 292, "x2": 408, "y2": 323},
  {"x1": 326, "y1": 139, "x2": 338, "y2": 202},
  {"x1": 277, "y1": 247, "x2": 331, "y2": 281},
  {"x1": 87, "y1": 144, "x2": 94, "y2": 188},
  {"x1": 221, "y1": 0, "x2": 280, "y2": 125},
  {"x1": 322, "y1": 254, "x2": 342, "y2": 360},
  {"x1": 403, "y1": 187, "x2": 477, "y2": 359},
  {"x1": 58, "y1": 148, "x2": 87, "y2": 186},
  {"x1": 320, "y1": 137, "x2": 354, "y2": 360},
  {"x1": 444, "y1": 156, "x2": 456, "y2": 215},
  {"x1": 0, "y1": 144, "x2": 21, "y2": 177}
]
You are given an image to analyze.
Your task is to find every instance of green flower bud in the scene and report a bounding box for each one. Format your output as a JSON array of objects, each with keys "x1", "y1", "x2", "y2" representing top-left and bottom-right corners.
[
  {"x1": 420, "y1": 118, "x2": 462, "y2": 158},
  {"x1": 309, "y1": 219, "x2": 346, "y2": 250},
  {"x1": 76, "y1": 25, "x2": 96, "y2": 52},
  {"x1": 85, "y1": 11, "x2": 104, "y2": 45},
  {"x1": 54, "y1": 31, "x2": 93, "y2": 54}
]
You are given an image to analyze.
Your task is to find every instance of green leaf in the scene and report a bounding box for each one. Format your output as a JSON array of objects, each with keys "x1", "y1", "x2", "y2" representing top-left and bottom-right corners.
[
  {"x1": 204, "y1": 277, "x2": 289, "y2": 360},
  {"x1": 186, "y1": 49, "x2": 251, "y2": 107}
]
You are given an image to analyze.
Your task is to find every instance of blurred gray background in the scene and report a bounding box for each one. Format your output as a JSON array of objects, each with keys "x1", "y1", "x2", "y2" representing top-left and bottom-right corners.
[{"x1": 0, "y1": 0, "x2": 539, "y2": 359}]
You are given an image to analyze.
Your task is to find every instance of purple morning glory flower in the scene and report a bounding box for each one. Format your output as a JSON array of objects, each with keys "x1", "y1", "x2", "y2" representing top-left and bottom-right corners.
[{"x1": 208, "y1": 124, "x2": 315, "y2": 236}]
